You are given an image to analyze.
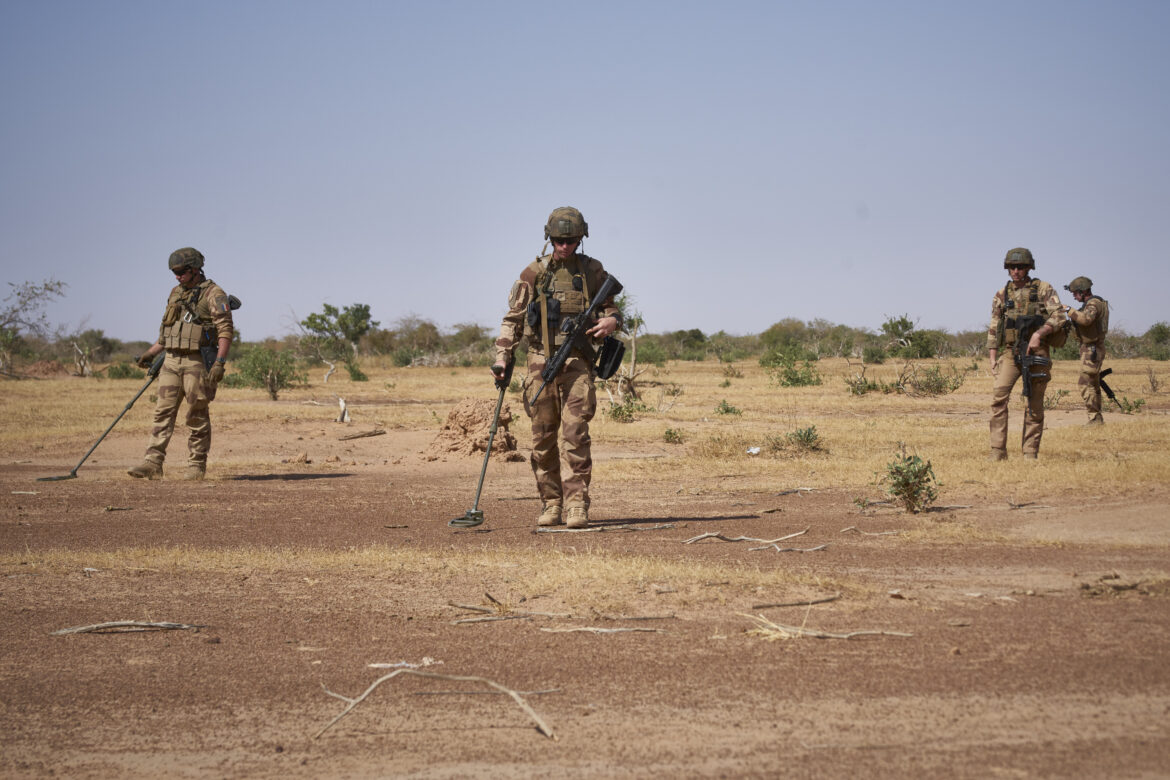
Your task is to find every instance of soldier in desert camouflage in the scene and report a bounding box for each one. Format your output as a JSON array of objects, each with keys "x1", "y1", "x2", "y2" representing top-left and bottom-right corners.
[
  {"x1": 1063, "y1": 276, "x2": 1110, "y2": 425},
  {"x1": 128, "y1": 248, "x2": 234, "y2": 481},
  {"x1": 491, "y1": 207, "x2": 622, "y2": 529},
  {"x1": 987, "y1": 248, "x2": 1067, "y2": 461}
]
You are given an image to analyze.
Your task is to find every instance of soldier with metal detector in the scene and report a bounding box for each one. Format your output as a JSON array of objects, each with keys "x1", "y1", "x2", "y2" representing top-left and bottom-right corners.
[
  {"x1": 489, "y1": 207, "x2": 624, "y2": 529},
  {"x1": 127, "y1": 247, "x2": 237, "y2": 481},
  {"x1": 986, "y1": 248, "x2": 1067, "y2": 461},
  {"x1": 1062, "y1": 276, "x2": 1111, "y2": 425}
]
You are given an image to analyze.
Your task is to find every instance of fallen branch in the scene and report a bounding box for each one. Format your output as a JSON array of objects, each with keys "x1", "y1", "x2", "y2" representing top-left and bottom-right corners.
[
  {"x1": 1008, "y1": 501, "x2": 1055, "y2": 510},
  {"x1": 776, "y1": 488, "x2": 815, "y2": 496},
  {"x1": 316, "y1": 669, "x2": 555, "y2": 740},
  {"x1": 683, "y1": 529, "x2": 808, "y2": 545},
  {"x1": 452, "y1": 615, "x2": 531, "y2": 625},
  {"x1": 741, "y1": 613, "x2": 912, "y2": 641},
  {"x1": 448, "y1": 602, "x2": 570, "y2": 619},
  {"x1": 338, "y1": 428, "x2": 385, "y2": 441},
  {"x1": 51, "y1": 621, "x2": 206, "y2": 635},
  {"x1": 414, "y1": 688, "x2": 560, "y2": 696},
  {"x1": 539, "y1": 627, "x2": 665, "y2": 634},
  {"x1": 535, "y1": 523, "x2": 676, "y2": 534},
  {"x1": 751, "y1": 593, "x2": 841, "y2": 610},
  {"x1": 748, "y1": 543, "x2": 827, "y2": 553},
  {"x1": 839, "y1": 526, "x2": 901, "y2": 536}
]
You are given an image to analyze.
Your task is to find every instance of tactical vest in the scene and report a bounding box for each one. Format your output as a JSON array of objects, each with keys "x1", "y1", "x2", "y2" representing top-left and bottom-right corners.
[
  {"x1": 523, "y1": 254, "x2": 592, "y2": 355},
  {"x1": 1074, "y1": 296, "x2": 1110, "y2": 344},
  {"x1": 160, "y1": 279, "x2": 218, "y2": 351},
  {"x1": 998, "y1": 280, "x2": 1042, "y2": 348}
]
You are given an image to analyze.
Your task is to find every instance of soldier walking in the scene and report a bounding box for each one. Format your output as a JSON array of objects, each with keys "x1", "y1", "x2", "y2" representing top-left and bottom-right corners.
[
  {"x1": 986, "y1": 248, "x2": 1067, "y2": 460},
  {"x1": 491, "y1": 207, "x2": 622, "y2": 528},
  {"x1": 128, "y1": 248, "x2": 234, "y2": 480},
  {"x1": 1063, "y1": 276, "x2": 1110, "y2": 425}
]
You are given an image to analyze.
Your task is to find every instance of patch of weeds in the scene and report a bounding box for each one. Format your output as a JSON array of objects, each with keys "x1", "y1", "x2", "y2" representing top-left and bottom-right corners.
[
  {"x1": 609, "y1": 397, "x2": 650, "y2": 423},
  {"x1": 104, "y1": 362, "x2": 145, "y2": 380},
  {"x1": 719, "y1": 378, "x2": 731, "y2": 388},
  {"x1": 786, "y1": 425, "x2": 821, "y2": 452},
  {"x1": 880, "y1": 442, "x2": 940, "y2": 513},
  {"x1": 508, "y1": 379, "x2": 521, "y2": 394},
  {"x1": 904, "y1": 363, "x2": 968, "y2": 396},
  {"x1": 1117, "y1": 396, "x2": 1146, "y2": 414},
  {"x1": 663, "y1": 428, "x2": 684, "y2": 444},
  {"x1": 1044, "y1": 388, "x2": 1070, "y2": 410},
  {"x1": 722, "y1": 364, "x2": 744, "y2": 379},
  {"x1": 345, "y1": 361, "x2": 368, "y2": 382},
  {"x1": 844, "y1": 366, "x2": 902, "y2": 396},
  {"x1": 764, "y1": 354, "x2": 822, "y2": 388},
  {"x1": 715, "y1": 399, "x2": 742, "y2": 416}
]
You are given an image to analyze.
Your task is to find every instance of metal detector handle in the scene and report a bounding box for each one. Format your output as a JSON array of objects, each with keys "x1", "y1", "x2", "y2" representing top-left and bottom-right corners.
[{"x1": 494, "y1": 359, "x2": 514, "y2": 391}]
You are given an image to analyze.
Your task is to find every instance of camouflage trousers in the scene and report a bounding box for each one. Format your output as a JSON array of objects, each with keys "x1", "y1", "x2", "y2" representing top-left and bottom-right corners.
[
  {"x1": 143, "y1": 351, "x2": 217, "y2": 467},
  {"x1": 1079, "y1": 343, "x2": 1105, "y2": 423},
  {"x1": 522, "y1": 352, "x2": 597, "y2": 508},
  {"x1": 990, "y1": 349, "x2": 1050, "y2": 455}
]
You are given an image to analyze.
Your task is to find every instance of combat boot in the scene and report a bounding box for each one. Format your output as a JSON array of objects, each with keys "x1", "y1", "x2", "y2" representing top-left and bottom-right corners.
[
  {"x1": 988, "y1": 448, "x2": 1007, "y2": 462},
  {"x1": 565, "y1": 506, "x2": 589, "y2": 529},
  {"x1": 537, "y1": 504, "x2": 563, "y2": 526},
  {"x1": 127, "y1": 460, "x2": 163, "y2": 479},
  {"x1": 182, "y1": 464, "x2": 206, "y2": 481}
]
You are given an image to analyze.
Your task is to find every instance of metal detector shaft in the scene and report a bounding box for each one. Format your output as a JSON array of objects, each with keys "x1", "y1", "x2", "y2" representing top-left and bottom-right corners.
[
  {"x1": 469, "y1": 383, "x2": 507, "y2": 513},
  {"x1": 38, "y1": 353, "x2": 165, "y2": 481}
]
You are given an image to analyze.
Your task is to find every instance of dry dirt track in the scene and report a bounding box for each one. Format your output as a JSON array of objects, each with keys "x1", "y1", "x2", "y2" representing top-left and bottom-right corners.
[{"x1": 2, "y1": 426, "x2": 1169, "y2": 779}]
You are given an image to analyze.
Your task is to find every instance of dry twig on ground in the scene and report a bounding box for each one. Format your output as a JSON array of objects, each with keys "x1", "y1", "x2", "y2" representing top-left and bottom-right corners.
[
  {"x1": 535, "y1": 523, "x2": 675, "y2": 534},
  {"x1": 751, "y1": 593, "x2": 841, "y2": 610},
  {"x1": 316, "y1": 669, "x2": 555, "y2": 740},
  {"x1": 338, "y1": 428, "x2": 385, "y2": 441},
  {"x1": 539, "y1": 627, "x2": 665, "y2": 634},
  {"x1": 51, "y1": 621, "x2": 207, "y2": 635},
  {"x1": 683, "y1": 529, "x2": 823, "y2": 553},
  {"x1": 840, "y1": 526, "x2": 901, "y2": 536},
  {"x1": 741, "y1": 613, "x2": 912, "y2": 641}
]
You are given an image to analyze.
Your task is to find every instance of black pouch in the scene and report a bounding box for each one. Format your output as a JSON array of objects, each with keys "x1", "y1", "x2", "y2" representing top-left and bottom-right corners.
[{"x1": 595, "y1": 336, "x2": 625, "y2": 379}]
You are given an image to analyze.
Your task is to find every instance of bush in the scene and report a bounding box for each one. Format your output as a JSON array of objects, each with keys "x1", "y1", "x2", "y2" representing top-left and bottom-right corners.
[
  {"x1": 663, "y1": 428, "x2": 684, "y2": 444},
  {"x1": 881, "y1": 444, "x2": 940, "y2": 513},
  {"x1": 231, "y1": 347, "x2": 307, "y2": 400},
  {"x1": 903, "y1": 363, "x2": 968, "y2": 396},
  {"x1": 862, "y1": 345, "x2": 886, "y2": 364},
  {"x1": 761, "y1": 349, "x2": 821, "y2": 387},
  {"x1": 609, "y1": 397, "x2": 650, "y2": 422},
  {"x1": 345, "y1": 361, "x2": 369, "y2": 382},
  {"x1": 392, "y1": 347, "x2": 420, "y2": 367},
  {"x1": 714, "y1": 399, "x2": 742, "y2": 416},
  {"x1": 104, "y1": 362, "x2": 145, "y2": 380}
]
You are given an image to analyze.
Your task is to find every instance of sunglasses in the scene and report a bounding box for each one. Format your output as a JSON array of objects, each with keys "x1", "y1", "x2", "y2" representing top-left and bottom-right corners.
[
  {"x1": 551, "y1": 237, "x2": 579, "y2": 246},
  {"x1": 173, "y1": 266, "x2": 192, "y2": 276}
]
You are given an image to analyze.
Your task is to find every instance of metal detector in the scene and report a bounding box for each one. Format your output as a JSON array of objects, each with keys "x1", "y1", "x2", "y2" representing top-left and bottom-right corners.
[
  {"x1": 450, "y1": 361, "x2": 514, "y2": 528},
  {"x1": 38, "y1": 353, "x2": 166, "y2": 482}
]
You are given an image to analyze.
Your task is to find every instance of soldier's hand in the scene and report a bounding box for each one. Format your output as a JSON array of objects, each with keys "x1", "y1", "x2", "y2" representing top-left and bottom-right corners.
[
  {"x1": 490, "y1": 363, "x2": 506, "y2": 381},
  {"x1": 136, "y1": 353, "x2": 153, "y2": 369},
  {"x1": 209, "y1": 362, "x2": 225, "y2": 384}
]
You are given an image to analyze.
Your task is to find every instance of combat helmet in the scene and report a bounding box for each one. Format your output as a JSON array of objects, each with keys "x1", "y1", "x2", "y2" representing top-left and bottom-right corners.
[
  {"x1": 1065, "y1": 276, "x2": 1093, "y2": 293},
  {"x1": 544, "y1": 207, "x2": 589, "y2": 241},
  {"x1": 1003, "y1": 247, "x2": 1034, "y2": 269},
  {"x1": 168, "y1": 247, "x2": 205, "y2": 271}
]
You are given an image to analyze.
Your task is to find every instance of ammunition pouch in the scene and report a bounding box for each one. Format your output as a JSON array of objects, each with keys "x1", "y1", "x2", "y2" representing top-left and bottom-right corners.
[{"x1": 595, "y1": 336, "x2": 625, "y2": 380}]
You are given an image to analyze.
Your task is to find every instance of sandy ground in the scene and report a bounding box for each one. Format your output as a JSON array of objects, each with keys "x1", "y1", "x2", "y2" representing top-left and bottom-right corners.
[{"x1": 2, "y1": 412, "x2": 1169, "y2": 779}]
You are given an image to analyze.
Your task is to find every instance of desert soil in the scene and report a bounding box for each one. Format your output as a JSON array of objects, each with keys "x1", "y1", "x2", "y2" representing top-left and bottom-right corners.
[{"x1": 2, "y1": 406, "x2": 1169, "y2": 779}]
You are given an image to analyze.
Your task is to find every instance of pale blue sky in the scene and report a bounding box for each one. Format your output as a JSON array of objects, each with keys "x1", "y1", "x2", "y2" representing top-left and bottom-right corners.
[{"x1": 2, "y1": 0, "x2": 1166, "y2": 342}]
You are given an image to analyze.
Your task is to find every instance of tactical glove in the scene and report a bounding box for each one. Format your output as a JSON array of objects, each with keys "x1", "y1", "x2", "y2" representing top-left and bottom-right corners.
[
  {"x1": 136, "y1": 353, "x2": 153, "y2": 369},
  {"x1": 209, "y1": 362, "x2": 225, "y2": 384}
]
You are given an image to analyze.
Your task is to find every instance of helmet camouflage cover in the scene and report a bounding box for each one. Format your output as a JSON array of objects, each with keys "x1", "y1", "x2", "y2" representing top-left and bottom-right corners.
[
  {"x1": 544, "y1": 207, "x2": 589, "y2": 241},
  {"x1": 168, "y1": 247, "x2": 205, "y2": 271},
  {"x1": 1003, "y1": 247, "x2": 1034, "y2": 269},
  {"x1": 1065, "y1": 276, "x2": 1093, "y2": 293}
]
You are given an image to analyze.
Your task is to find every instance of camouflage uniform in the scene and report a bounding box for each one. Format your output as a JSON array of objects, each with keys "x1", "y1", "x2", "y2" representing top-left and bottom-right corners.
[
  {"x1": 495, "y1": 252, "x2": 622, "y2": 512},
  {"x1": 1067, "y1": 293, "x2": 1109, "y2": 424},
  {"x1": 987, "y1": 276, "x2": 1066, "y2": 457},
  {"x1": 142, "y1": 277, "x2": 234, "y2": 470}
]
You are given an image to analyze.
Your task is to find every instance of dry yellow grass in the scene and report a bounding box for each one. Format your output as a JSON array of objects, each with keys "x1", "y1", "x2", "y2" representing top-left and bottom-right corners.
[{"x1": 3, "y1": 356, "x2": 1168, "y2": 498}]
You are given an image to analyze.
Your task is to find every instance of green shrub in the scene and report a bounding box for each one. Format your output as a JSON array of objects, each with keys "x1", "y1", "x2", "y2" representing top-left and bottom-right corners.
[
  {"x1": 786, "y1": 425, "x2": 821, "y2": 452},
  {"x1": 609, "y1": 397, "x2": 650, "y2": 422},
  {"x1": 904, "y1": 363, "x2": 968, "y2": 396},
  {"x1": 663, "y1": 428, "x2": 684, "y2": 444},
  {"x1": 392, "y1": 347, "x2": 420, "y2": 367},
  {"x1": 714, "y1": 399, "x2": 742, "y2": 416},
  {"x1": 762, "y1": 352, "x2": 822, "y2": 387},
  {"x1": 231, "y1": 347, "x2": 307, "y2": 400},
  {"x1": 345, "y1": 361, "x2": 368, "y2": 382},
  {"x1": 105, "y1": 362, "x2": 145, "y2": 380},
  {"x1": 881, "y1": 444, "x2": 940, "y2": 513},
  {"x1": 862, "y1": 345, "x2": 886, "y2": 364}
]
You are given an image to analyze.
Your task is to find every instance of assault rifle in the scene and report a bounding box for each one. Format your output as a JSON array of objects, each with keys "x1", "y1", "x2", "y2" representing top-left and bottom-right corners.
[
  {"x1": 529, "y1": 273, "x2": 623, "y2": 404},
  {"x1": 1097, "y1": 368, "x2": 1124, "y2": 411},
  {"x1": 1012, "y1": 314, "x2": 1052, "y2": 406}
]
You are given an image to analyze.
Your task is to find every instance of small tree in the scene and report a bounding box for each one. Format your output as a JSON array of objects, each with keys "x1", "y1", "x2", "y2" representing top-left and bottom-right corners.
[
  {"x1": 1, "y1": 278, "x2": 67, "y2": 371},
  {"x1": 231, "y1": 347, "x2": 307, "y2": 400},
  {"x1": 298, "y1": 303, "x2": 378, "y2": 382}
]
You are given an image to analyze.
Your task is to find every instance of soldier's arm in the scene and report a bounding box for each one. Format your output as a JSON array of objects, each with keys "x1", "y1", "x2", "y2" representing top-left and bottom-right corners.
[
  {"x1": 205, "y1": 288, "x2": 235, "y2": 361},
  {"x1": 493, "y1": 273, "x2": 532, "y2": 371}
]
